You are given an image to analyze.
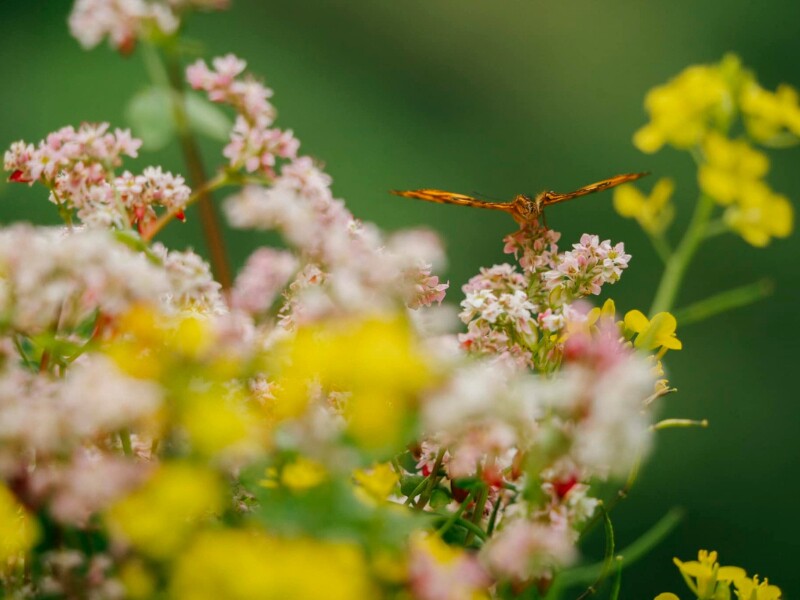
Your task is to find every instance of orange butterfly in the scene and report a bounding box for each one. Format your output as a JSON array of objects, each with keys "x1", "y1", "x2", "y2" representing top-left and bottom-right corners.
[{"x1": 391, "y1": 172, "x2": 648, "y2": 224}]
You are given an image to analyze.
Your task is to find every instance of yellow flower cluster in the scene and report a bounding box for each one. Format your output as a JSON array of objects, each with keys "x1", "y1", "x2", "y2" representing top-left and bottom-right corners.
[
  {"x1": 656, "y1": 549, "x2": 781, "y2": 600},
  {"x1": 106, "y1": 305, "x2": 269, "y2": 457},
  {"x1": 170, "y1": 530, "x2": 375, "y2": 600},
  {"x1": 699, "y1": 133, "x2": 792, "y2": 247},
  {"x1": 741, "y1": 81, "x2": 800, "y2": 143},
  {"x1": 270, "y1": 315, "x2": 434, "y2": 451},
  {"x1": 0, "y1": 483, "x2": 39, "y2": 566},
  {"x1": 106, "y1": 462, "x2": 223, "y2": 559},
  {"x1": 633, "y1": 55, "x2": 740, "y2": 154},
  {"x1": 614, "y1": 177, "x2": 675, "y2": 236},
  {"x1": 631, "y1": 54, "x2": 796, "y2": 247}
]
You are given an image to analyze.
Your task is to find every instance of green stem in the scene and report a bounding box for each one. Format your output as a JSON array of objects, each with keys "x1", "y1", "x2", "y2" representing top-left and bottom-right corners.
[
  {"x1": 165, "y1": 54, "x2": 233, "y2": 289},
  {"x1": 652, "y1": 418, "x2": 708, "y2": 431},
  {"x1": 435, "y1": 489, "x2": 475, "y2": 537},
  {"x1": 554, "y1": 508, "x2": 684, "y2": 590},
  {"x1": 647, "y1": 230, "x2": 672, "y2": 264},
  {"x1": 703, "y1": 218, "x2": 729, "y2": 239},
  {"x1": 404, "y1": 477, "x2": 430, "y2": 506},
  {"x1": 430, "y1": 512, "x2": 487, "y2": 541},
  {"x1": 140, "y1": 42, "x2": 233, "y2": 289},
  {"x1": 416, "y1": 448, "x2": 446, "y2": 509},
  {"x1": 119, "y1": 429, "x2": 133, "y2": 457},
  {"x1": 649, "y1": 194, "x2": 716, "y2": 315},
  {"x1": 673, "y1": 279, "x2": 774, "y2": 326},
  {"x1": 465, "y1": 485, "x2": 488, "y2": 546}
]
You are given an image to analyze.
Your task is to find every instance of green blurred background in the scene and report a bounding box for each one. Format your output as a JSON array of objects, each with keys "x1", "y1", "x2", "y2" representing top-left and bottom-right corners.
[{"x1": 1, "y1": 1, "x2": 798, "y2": 597}]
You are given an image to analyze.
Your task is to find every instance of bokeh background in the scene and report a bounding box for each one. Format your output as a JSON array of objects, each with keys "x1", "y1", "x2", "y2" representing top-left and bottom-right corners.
[{"x1": 1, "y1": 1, "x2": 798, "y2": 597}]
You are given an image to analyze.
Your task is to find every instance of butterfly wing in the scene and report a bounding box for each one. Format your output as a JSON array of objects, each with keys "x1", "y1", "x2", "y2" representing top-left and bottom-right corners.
[
  {"x1": 391, "y1": 189, "x2": 516, "y2": 214},
  {"x1": 541, "y1": 172, "x2": 649, "y2": 205}
]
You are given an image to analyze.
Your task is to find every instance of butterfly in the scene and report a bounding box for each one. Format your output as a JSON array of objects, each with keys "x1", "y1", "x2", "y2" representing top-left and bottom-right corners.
[{"x1": 391, "y1": 172, "x2": 648, "y2": 224}]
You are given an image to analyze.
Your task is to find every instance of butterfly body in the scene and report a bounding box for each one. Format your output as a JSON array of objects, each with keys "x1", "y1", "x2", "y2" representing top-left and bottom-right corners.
[{"x1": 391, "y1": 172, "x2": 648, "y2": 224}]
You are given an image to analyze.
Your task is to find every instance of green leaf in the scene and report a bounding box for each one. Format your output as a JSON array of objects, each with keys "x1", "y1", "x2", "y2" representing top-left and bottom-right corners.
[
  {"x1": 186, "y1": 92, "x2": 233, "y2": 143},
  {"x1": 400, "y1": 475, "x2": 426, "y2": 498},
  {"x1": 125, "y1": 87, "x2": 175, "y2": 151},
  {"x1": 429, "y1": 487, "x2": 452, "y2": 509}
]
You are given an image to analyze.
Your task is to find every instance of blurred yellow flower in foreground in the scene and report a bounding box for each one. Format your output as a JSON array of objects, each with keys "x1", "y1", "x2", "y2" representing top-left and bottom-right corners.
[
  {"x1": 281, "y1": 456, "x2": 328, "y2": 491},
  {"x1": 0, "y1": 484, "x2": 39, "y2": 565},
  {"x1": 170, "y1": 530, "x2": 375, "y2": 600},
  {"x1": 106, "y1": 462, "x2": 223, "y2": 560},
  {"x1": 271, "y1": 315, "x2": 433, "y2": 450},
  {"x1": 353, "y1": 462, "x2": 399, "y2": 503}
]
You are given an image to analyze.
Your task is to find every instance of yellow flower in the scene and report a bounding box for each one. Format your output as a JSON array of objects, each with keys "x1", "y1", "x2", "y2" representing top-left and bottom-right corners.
[
  {"x1": 698, "y1": 133, "x2": 770, "y2": 205},
  {"x1": 624, "y1": 310, "x2": 682, "y2": 355},
  {"x1": 633, "y1": 56, "x2": 740, "y2": 153},
  {"x1": 0, "y1": 484, "x2": 39, "y2": 565},
  {"x1": 587, "y1": 298, "x2": 617, "y2": 325},
  {"x1": 118, "y1": 559, "x2": 157, "y2": 600},
  {"x1": 735, "y1": 575, "x2": 782, "y2": 600},
  {"x1": 613, "y1": 178, "x2": 675, "y2": 235},
  {"x1": 674, "y1": 550, "x2": 746, "y2": 600},
  {"x1": 281, "y1": 456, "x2": 328, "y2": 492},
  {"x1": 723, "y1": 182, "x2": 793, "y2": 247},
  {"x1": 271, "y1": 315, "x2": 433, "y2": 450},
  {"x1": 353, "y1": 462, "x2": 399, "y2": 503},
  {"x1": 170, "y1": 530, "x2": 375, "y2": 600},
  {"x1": 106, "y1": 462, "x2": 223, "y2": 560},
  {"x1": 740, "y1": 80, "x2": 800, "y2": 143},
  {"x1": 178, "y1": 386, "x2": 259, "y2": 457}
]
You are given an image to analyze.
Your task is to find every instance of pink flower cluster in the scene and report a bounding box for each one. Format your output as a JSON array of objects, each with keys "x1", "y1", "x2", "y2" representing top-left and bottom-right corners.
[
  {"x1": 226, "y1": 157, "x2": 448, "y2": 324},
  {"x1": 0, "y1": 226, "x2": 171, "y2": 335},
  {"x1": 459, "y1": 225, "x2": 630, "y2": 368},
  {"x1": 68, "y1": 0, "x2": 230, "y2": 53},
  {"x1": 4, "y1": 124, "x2": 190, "y2": 231},
  {"x1": 187, "y1": 54, "x2": 299, "y2": 176},
  {"x1": 543, "y1": 233, "x2": 631, "y2": 300}
]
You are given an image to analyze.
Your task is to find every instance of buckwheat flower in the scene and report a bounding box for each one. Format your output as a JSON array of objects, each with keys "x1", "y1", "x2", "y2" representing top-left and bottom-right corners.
[
  {"x1": 59, "y1": 355, "x2": 163, "y2": 439},
  {"x1": 408, "y1": 533, "x2": 491, "y2": 600},
  {"x1": 68, "y1": 0, "x2": 194, "y2": 53},
  {"x1": 503, "y1": 224, "x2": 561, "y2": 275},
  {"x1": 151, "y1": 244, "x2": 224, "y2": 313},
  {"x1": 543, "y1": 234, "x2": 630, "y2": 302},
  {"x1": 423, "y1": 359, "x2": 529, "y2": 443},
  {"x1": 556, "y1": 329, "x2": 656, "y2": 477},
  {"x1": 0, "y1": 226, "x2": 171, "y2": 334},
  {"x1": 482, "y1": 519, "x2": 577, "y2": 582},
  {"x1": 33, "y1": 450, "x2": 149, "y2": 526},
  {"x1": 5, "y1": 124, "x2": 141, "y2": 187},
  {"x1": 406, "y1": 264, "x2": 449, "y2": 309},
  {"x1": 231, "y1": 248, "x2": 298, "y2": 317},
  {"x1": 188, "y1": 54, "x2": 302, "y2": 176}
]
